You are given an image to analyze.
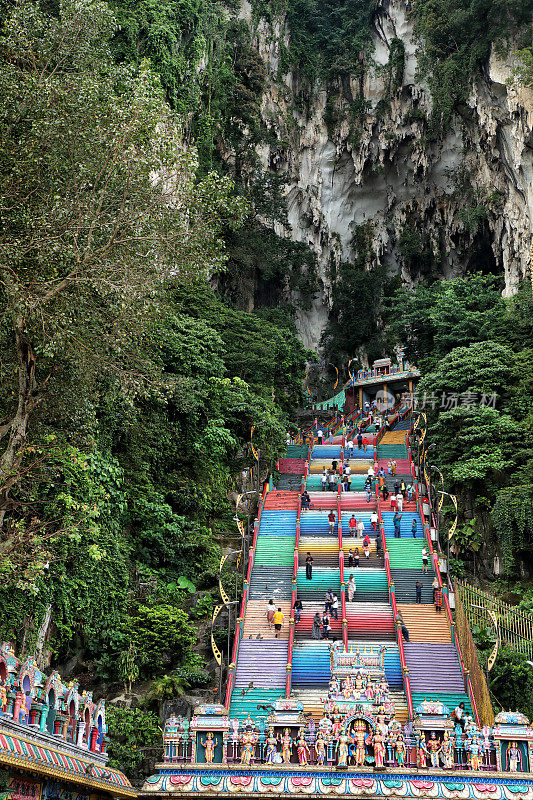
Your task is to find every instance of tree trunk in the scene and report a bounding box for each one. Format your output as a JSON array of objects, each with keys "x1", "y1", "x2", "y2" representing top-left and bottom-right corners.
[{"x1": 0, "y1": 322, "x2": 38, "y2": 528}]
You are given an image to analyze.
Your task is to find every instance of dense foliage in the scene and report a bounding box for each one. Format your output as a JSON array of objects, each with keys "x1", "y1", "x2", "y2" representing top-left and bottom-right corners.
[
  {"x1": 413, "y1": 0, "x2": 532, "y2": 132},
  {"x1": 387, "y1": 275, "x2": 533, "y2": 578},
  {"x1": 0, "y1": 0, "x2": 309, "y2": 783}
]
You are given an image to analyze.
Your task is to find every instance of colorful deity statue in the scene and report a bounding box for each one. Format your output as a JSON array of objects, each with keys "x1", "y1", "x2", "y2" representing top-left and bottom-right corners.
[
  {"x1": 354, "y1": 672, "x2": 364, "y2": 696},
  {"x1": 240, "y1": 728, "x2": 256, "y2": 766},
  {"x1": 201, "y1": 731, "x2": 216, "y2": 764},
  {"x1": 297, "y1": 729, "x2": 310, "y2": 766},
  {"x1": 315, "y1": 732, "x2": 326, "y2": 766},
  {"x1": 0, "y1": 680, "x2": 7, "y2": 713},
  {"x1": 506, "y1": 741, "x2": 523, "y2": 773},
  {"x1": 336, "y1": 727, "x2": 350, "y2": 768},
  {"x1": 373, "y1": 730, "x2": 385, "y2": 768},
  {"x1": 378, "y1": 677, "x2": 389, "y2": 704},
  {"x1": 441, "y1": 731, "x2": 454, "y2": 769},
  {"x1": 19, "y1": 692, "x2": 28, "y2": 724},
  {"x1": 265, "y1": 727, "x2": 278, "y2": 764},
  {"x1": 416, "y1": 733, "x2": 428, "y2": 768},
  {"x1": 279, "y1": 728, "x2": 293, "y2": 763},
  {"x1": 343, "y1": 675, "x2": 354, "y2": 699},
  {"x1": 468, "y1": 736, "x2": 482, "y2": 771},
  {"x1": 395, "y1": 734, "x2": 406, "y2": 767},
  {"x1": 426, "y1": 732, "x2": 441, "y2": 768},
  {"x1": 352, "y1": 721, "x2": 367, "y2": 767},
  {"x1": 329, "y1": 677, "x2": 340, "y2": 696},
  {"x1": 332, "y1": 713, "x2": 342, "y2": 739},
  {"x1": 365, "y1": 679, "x2": 374, "y2": 701}
]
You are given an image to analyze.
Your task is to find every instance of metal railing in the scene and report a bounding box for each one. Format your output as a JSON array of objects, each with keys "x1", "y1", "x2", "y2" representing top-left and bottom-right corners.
[
  {"x1": 456, "y1": 580, "x2": 533, "y2": 660},
  {"x1": 453, "y1": 583, "x2": 494, "y2": 726}
]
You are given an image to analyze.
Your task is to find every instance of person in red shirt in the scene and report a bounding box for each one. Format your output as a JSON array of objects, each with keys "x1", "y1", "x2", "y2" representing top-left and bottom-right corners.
[
  {"x1": 328, "y1": 510, "x2": 336, "y2": 534},
  {"x1": 348, "y1": 515, "x2": 357, "y2": 537}
]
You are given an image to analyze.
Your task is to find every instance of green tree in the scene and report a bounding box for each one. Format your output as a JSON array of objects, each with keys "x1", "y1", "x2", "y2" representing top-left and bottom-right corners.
[{"x1": 0, "y1": 0, "x2": 246, "y2": 563}]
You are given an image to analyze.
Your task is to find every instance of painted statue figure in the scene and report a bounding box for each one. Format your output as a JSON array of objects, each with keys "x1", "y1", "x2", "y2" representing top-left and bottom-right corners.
[
  {"x1": 279, "y1": 728, "x2": 293, "y2": 764},
  {"x1": 468, "y1": 736, "x2": 482, "y2": 771},
  {"x1": 19, "y1": 693, "x2": 28, "y2": 724},
  {"x1": 506, "y1": 741, "x2": 522, "y2": 773},
  {"x1": 336, "y1": 728, "x2": 350, "y2": 768},
  {"x1": 201, "y1": 731, "x2": 216, "y2": 764},
  {"x1": 265, "y1": 727, "x2": 277, "y2": 764},
  {"x1": 297, "y1": 729, "x2": 310, "y2": 766},
  {"x1": 373, "y1": 730, "x2": 385, "y2": 768},
  {"x1": 416, "y1": 733, "x2": 428, "y2": 768},
  {"x1": 441, "y1": 731, "x2": 454, "y2": 769},
  {"x1": 0, "y1": 681, "x2": 7, "y2": 713},
  {"x1": 315, "y1": 732, "x2": 326, "y2": 766},
  {"x1": 426, "y1": 732, "x2": 441, "y2": 768},
  {"x1": 353, "y1": 722, "x2": 367, "y2": 767},
  {"x1": 343, "y1": 676, "x2": 354, "y2": 699},
  {"x1": 395, "y1": 734, "x2": 406, "y2": 767},
  {"x1": 240, "y1": 729, "x2": 255, "y2": 766}
]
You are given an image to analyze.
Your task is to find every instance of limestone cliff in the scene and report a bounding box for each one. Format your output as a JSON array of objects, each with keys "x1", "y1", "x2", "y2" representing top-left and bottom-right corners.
[{"x1": 238, "y1": 0, "x2": 533, "y2": 349}]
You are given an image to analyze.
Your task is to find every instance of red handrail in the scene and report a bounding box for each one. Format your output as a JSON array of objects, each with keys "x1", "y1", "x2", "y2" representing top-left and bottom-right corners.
[{"x1": 378, "y1": 492, "x2": 414, "y2": 718}]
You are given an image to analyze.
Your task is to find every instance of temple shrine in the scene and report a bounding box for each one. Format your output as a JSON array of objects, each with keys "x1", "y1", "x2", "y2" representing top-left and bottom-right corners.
[{"x1": 0, "y1": 643, "x2": 133, "y2": 800}]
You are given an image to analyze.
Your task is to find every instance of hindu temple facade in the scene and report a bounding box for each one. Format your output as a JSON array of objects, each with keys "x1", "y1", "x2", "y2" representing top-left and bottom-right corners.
[{"x1": 0, "y1": 643, "x2": 134, "y2": 800}]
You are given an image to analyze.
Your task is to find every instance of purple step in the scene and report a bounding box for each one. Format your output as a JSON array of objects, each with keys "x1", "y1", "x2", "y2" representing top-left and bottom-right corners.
[
  {"x1": 235, "y1": 641, "x2": 288, "y2": 689},
  {"x1": 403, "y1": 643, "x2": 466, "y2": 693}
]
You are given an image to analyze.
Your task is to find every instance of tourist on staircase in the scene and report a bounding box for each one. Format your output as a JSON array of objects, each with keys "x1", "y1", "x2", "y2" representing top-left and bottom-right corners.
[
  {"x1": 273, "y1": 607, "x2": 285, "y2": 638},
  {"x1": 411, "y1": 519, "x2": 417, "y2": 538},
  {"x1": 293, "y1": 597, "x2": 303, "y2": 623},
  {"x1": 302, "y1": 490, "x2": 310, "y2": 510},
  {"x1": 328, "y1": 510, "x2": 336, "y2": 533},
  {"x1": 347, "y1": 575, "x2": 356, "y2": 601},
  {"x1": 312, "y1": 612, "x2": 321, "y2": 639},
  {"x1": 393, "y1": 512, "x2": 402, "y2": 538},
  {"x1": 266, "y1": 599, "x2": 275, "y2": 630},
  {"x1": 349, "y1": 515, "x2": 357, "y2": 537},
  {"x1": 305, "y1": 552, "x2": 313, "y2": 579}
]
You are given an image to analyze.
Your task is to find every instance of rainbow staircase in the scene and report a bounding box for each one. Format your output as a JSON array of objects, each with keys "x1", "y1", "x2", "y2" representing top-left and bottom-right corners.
[{"x1": 226, "y1": 408, "x2": 480, "y2": 730}]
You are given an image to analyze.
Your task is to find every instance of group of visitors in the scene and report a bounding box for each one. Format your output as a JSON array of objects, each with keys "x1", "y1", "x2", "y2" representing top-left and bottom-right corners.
[{"x1": 321, "y1": 460, "x2": 355, "y2": 493}]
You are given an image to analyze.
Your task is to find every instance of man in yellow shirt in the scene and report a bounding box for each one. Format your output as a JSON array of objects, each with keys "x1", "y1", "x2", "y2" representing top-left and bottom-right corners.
[{"x1": 273, "y1": 608, "x2": 285, "y2": 638}]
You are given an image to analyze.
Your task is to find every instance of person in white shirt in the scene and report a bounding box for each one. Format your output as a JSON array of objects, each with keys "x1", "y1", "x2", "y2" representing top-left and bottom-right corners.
[
  {"x1": 396, "y1": 493, "x2": 404, "y2": 513},
  {"x1": 344, "y1": 464, "x2": 351, "y2": 476},
  {"x1": 331, "y1": 594, "x2": 339, "y2": 619},
  {"x1": 317, "y1": 429, "x2": 324, "y2": 444},
  {"x1": 357, "y1": 519, "x2": 365, "y2": 538},
  {"x1": 321, "y1": 473, "x2": 327, "y2": 491},
  {"x1": 367, "y1": 465, "x2": 374, "y2": 478},
  {"x1": 347, "y1": 439, "x2": 354, "y2": 457},
  {"x1": 370, "y1": 511, "x2": 378, "y2": 531}
]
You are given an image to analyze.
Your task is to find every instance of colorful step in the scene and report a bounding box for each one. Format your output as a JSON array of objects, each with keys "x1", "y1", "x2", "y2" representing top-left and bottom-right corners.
[
  {"x1": 403, "y1": 643, "x2": 466, "y2": 693},
  {"x1": 396, "y1": 604, "x2": 451, "y2": 643},
  {"x1": 234, "y1": 640, "x2": 288, "y2": 689}
]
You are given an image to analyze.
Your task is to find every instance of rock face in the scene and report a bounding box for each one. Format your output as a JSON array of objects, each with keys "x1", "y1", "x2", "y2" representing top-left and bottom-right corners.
[{"x1": 239, "y1": 0, "x2": 533, "y2": 349}]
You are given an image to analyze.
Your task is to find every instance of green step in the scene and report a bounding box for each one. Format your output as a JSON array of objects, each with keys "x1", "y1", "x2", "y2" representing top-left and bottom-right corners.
[
  {"x1": 296, "y1": 570, "x2": 388, "y2": 593},
  {"x1": 229, "y1": 688, "x2": 283, "y2": 721},
  {"x1": 296, "y1": 570, "x2": 341, "y2": 593},
  {"x1": 306, "y1": 475, "x2": 367, "y2": 490},
  {"x1": 254, "y1": 536, "x2": 296, "y2": 566},
  {"x1": 377, "y1": 444, "x2": 408, "y2": 459},
  {"x1": 386, "y1": 539, "x2": 433, "y2": 570},
  {"x1": 411, "y1": 691, "x2": 472, "y2": 716},
  {"x1": 287, "y1": 445, "x2": 308, "y2": 459}
]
